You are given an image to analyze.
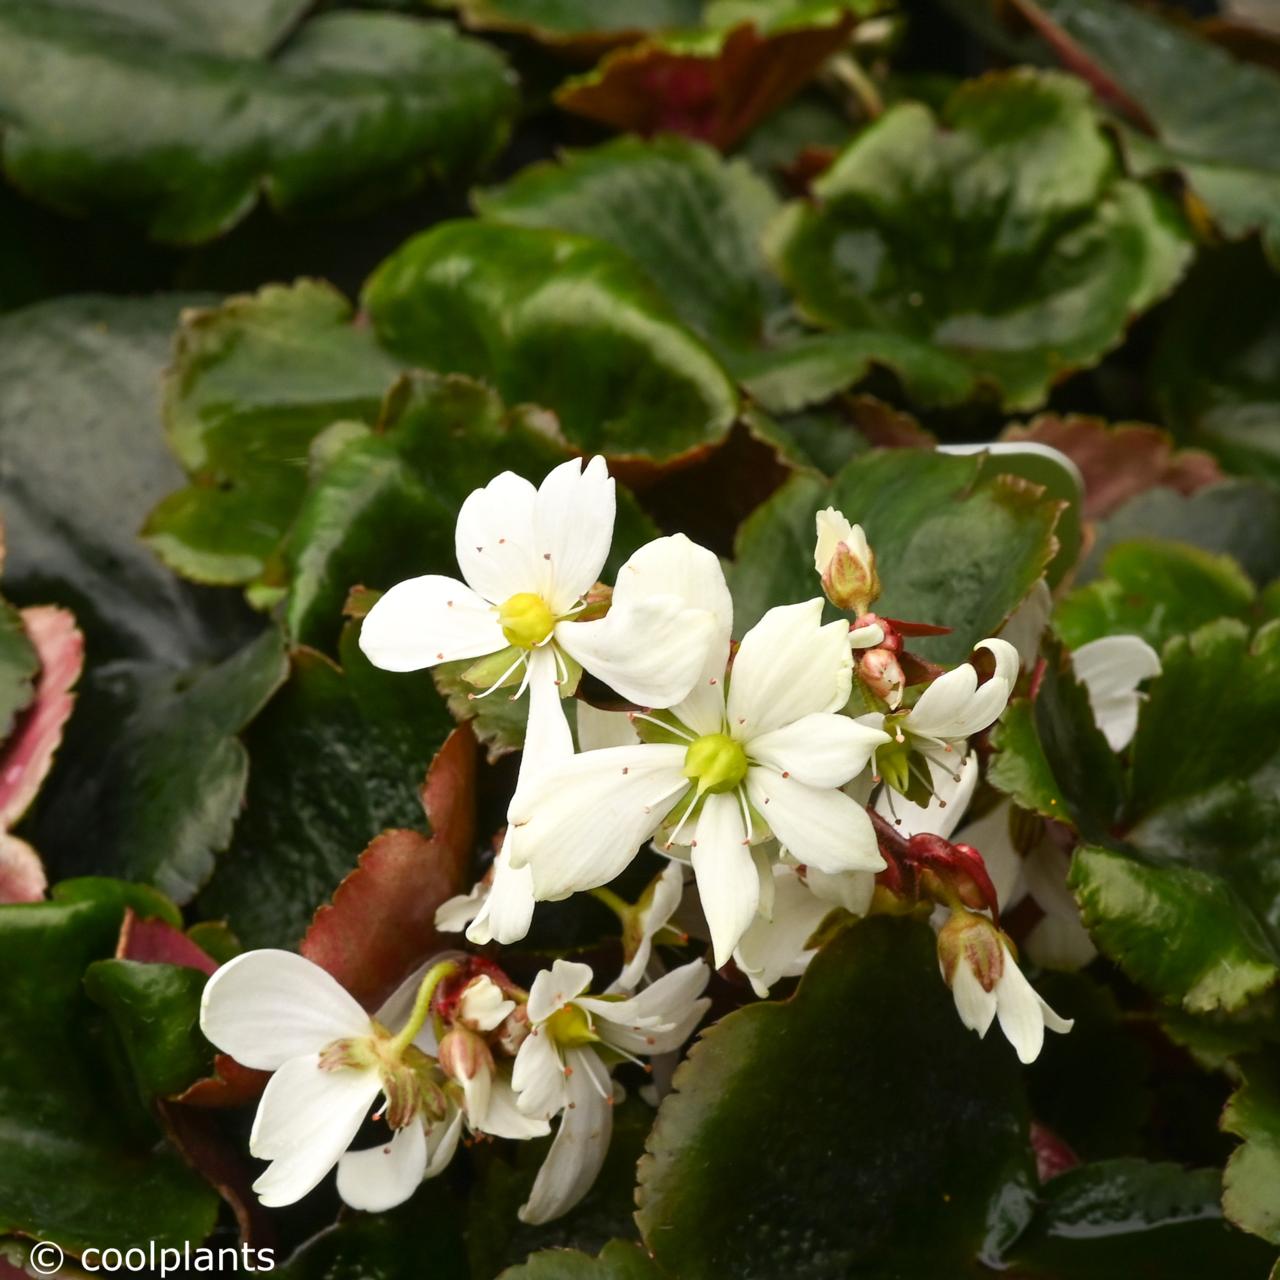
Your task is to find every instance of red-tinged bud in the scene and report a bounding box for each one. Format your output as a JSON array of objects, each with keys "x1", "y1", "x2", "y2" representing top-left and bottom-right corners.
[
  {"x1": 493, "y1": 1003, "x2": 532, "y2": 1057},
  {"x1": 859, "y1": 647, "x2": 905, "y2": 708},
  {"x1": 438, "y1": 1027, "x2": 494, "y2": 1092},
  {"x1": 908, "y1": 834, "x2": 1001, "y2": 920},
  {"x1": 937, "y1": 910, "x2": 1004, "y2": 992},
  {"x1": 577, "y1": 582, "x2": 613, "y2": 622},
  {"x1": 815, "y1": 509, "x2": 880, "y2": 614}
]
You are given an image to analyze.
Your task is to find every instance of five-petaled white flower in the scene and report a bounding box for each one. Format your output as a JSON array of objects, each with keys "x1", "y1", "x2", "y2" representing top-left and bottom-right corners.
[
  {"x1": 200, "y1": 950, "x2": 545, "y2": 1212},
  {"x1": 359, "y1": 459, "x2": 717, "y2": 784},
  {"x1": 508, "y1": 538, "x2": 889, "y2": 967},
  {"x1": 937, "y1": 911, "x2": 1073, "y2": 1064},
  {"x1": 512, "y1": 957, "x2": 710, "y2": 1224}
]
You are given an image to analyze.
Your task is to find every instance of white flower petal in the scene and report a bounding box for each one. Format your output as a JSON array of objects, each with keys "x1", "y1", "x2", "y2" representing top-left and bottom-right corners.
[
  {"x1": 557, "y1": 596, "x2": 718, "y2": 710},
  {"x1": 814, "y1": 507, "x2": 868, "y2": 574},
  {"x1": 994, "y1": 944, "x2": 1073, "y2": 1063},
  {"x1": 749, "y1": 713, "x2": 889, "y2": 789},
  {"x1": 512, "y1": 1026, "x2": 567, "y2": 1119},
  {"x1": 907, "y1": 638, "x2": 1019, "y2": 743},
  {"x1": 455, "y1": 471, "x2": 539, "y2": 605},
  {"x1": 1072, "y1": 634, "x2": 1161, "y2": 751},
  {"x1": 999, "y1": 579, "x2": 1052, "y2": 671},
  {"x1": 804, "y1": 867, "x2": 876, "y2": 915},
  {"x1": 435, "y1": 879, "x2": 487, "y2": 934},
  {"x1": 424, "y1": 1107, "x2": 465, "y2": 1179},
  {"x1": 519, "y1": 643, "x2": 575, "y2": 788},
  {"x1": 467, "y1": 839, "x2": 536, "y2": 946},
  {"x1": 733, "y1": 867, "x2": 829, "y2": 997},
  {"x1": 583, "y1": 958, "x2": 711, "y2": 1054},
  {"x1": 359, "y1": 575, "x2": 504, "y2": 672},
  {"x1": 460, "y1": 976, "x2": 515, "y2": 1033},
  {"x1": 535, "y1": 456, "x2": 615, "y2": 613},
  {"x1": 1025, "y1": 913, "x2": 1098, "y2": 972},
  {"x1": 949, "y1": 961, "x2": 998, "y2": 1038},
  {"x1": 609, "y1": 861, "x2": 686, "y2": 993},
  {"x1": 746, "y1": 769, "x2": 884, "y2": 875},
  {"x1": 336, "y1": 1122, "x2": 427, "y2": 1213},
  {"x1": 689, "y1": 793, "x2": 758, "y2": 968},
  {"x1": 527, "y1": 957, "x2": 596, "y2": 1024},
  {"x1": 518, "y1": 1048, "x2": 614, "y2": 1225},
  {"x1": 727, "y1": 600, "x2": 853, "y2": 739},
  {"x1": 508, "y1": 746, "x2": 688, "y2": 899},
  {"x1": 576, "y1": 702, "x2": 641, "y2": 751},
  {"x1": 200, "y1": 950, "x2": 371, "y2": 1071},
  {"x1": 872, "y1": 752, "x2": 979, "y2": 841},
  {"x1": 479, "y1": 1076, "x2": 553, "y2": 1140}
]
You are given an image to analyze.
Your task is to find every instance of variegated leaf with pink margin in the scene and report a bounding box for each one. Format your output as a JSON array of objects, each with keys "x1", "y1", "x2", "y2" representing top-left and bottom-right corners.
[{"x1": 0, "y1": 604, "x2": 84, "y2": 903}]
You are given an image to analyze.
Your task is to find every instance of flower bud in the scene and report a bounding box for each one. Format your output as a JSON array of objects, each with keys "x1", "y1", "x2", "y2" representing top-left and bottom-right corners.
[
  {"x1": 814, "y1": 508, "x2": 880, "y2": 614},
  {"x1": 438, "y1": 1027, "x2": 495, "y2": 1122},
  {"x1": 936, "y1": 911, "x2": 1004, "y2": 994},
  {"x1": 457, "y1": 974, "x2": 516, "y2": 1033},
  {"x1": 493, "y1": 1003, "x2": 531, "y2": 1057},
  {"x1": 859, "y1": 646, "x2": 904, "y2": 709}
]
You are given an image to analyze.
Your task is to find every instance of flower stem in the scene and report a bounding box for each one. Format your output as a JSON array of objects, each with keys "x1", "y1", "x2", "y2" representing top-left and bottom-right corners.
[
  {"x1": 388, "y1": 960, "x2": 459, "y2": 1058},
  {"x1": 590, "y1": 887, "x2": 630, "y2": 922}
]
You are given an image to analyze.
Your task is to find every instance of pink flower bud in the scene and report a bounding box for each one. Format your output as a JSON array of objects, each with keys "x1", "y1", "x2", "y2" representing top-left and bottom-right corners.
[
  {"x1": 859, "y1": 647, "x2": 904, "y2": 709},
  {"x1": 936, "y1": 911, "x2": 1004, "y2": 993}
]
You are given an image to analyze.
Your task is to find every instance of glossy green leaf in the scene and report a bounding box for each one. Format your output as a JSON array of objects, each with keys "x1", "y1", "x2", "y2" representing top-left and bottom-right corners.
[
  {"x1": 501, "y1": 1242, "x2": 667, "y2": 1280},
  {"x1": 144, "y1": 281, "x2": 402, "y2": 588},
  {"x1": 1017, "y1": 0, "x2": 1280, "y2": 263},
  {"x1": 437, "y1": 0, "x2": 699, "y2": 41},
  {"x1": 988, "y1": 699, "x2": 1069, "y2": 824},
  {"x1": 30, "y1": 626, "x2": 288, "y2": 903},
  {"x1": 1002, "y1": 1159, "x2": 1273, "y2": 1277},
  {"x1": 0, "y1": 295, "x2": 256, "y2": 665},
  {"x1": 0, "y1": 882, "x2": 218, "y2": 1252},
  {"x1": 730, "y1": 448, "x2": 1062, "y2": 663},
  {"x1": 83, "y1": 960, "x2": 213, "y2": 1100},
  {"x1": 1056, "y1": 539, "x2": 1257, "y2": 651},
  {"x1": 199, "y1": 625, "x2": 453, "y2": 948},
  {"x1": 0, "y1": 595, "x2": 37, "y2": 738},
  {"x1": 0, "y1": 6, "x2": 517, "y2": 243},
  {"x1": 767, "y1": 70, "x2": 1191, "y2": 410},
  {"x1": 1085, "y1": 480, "x2": 1280, "y2": 590},
  {"x1": 1222, "y1": 1055, "x2": 1280, "y2": 1245},
  {"x1": 1153, "y1": 245, "x2": 1280, "y2": 487},
  {"x1": 364, "y1": 221, "x2": 739, "y2": 461},
  {"x1": 635, "y1": 918, "x2": 1034, "y2": 1277}
]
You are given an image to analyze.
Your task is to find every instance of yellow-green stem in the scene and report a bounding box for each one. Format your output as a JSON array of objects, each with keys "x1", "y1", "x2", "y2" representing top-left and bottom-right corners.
[
  {"x1": 590, "y1": 887, "x2": 630, "y2": 922},
  {"x1": 387, "y1": 960, "x2": 459, "y2": 1058}
]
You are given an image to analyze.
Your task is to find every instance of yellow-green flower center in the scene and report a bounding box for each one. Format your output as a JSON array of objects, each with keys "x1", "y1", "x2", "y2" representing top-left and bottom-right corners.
[
  {"x1": 683, "y1": 732, "x2": 748, "y2": 796},
  {"x1": 546, "y1": 1003, "x2": 597, "y2": 1048},
  {"x1": 498, "y1": 592, "x2": 555, "y2": 649}
]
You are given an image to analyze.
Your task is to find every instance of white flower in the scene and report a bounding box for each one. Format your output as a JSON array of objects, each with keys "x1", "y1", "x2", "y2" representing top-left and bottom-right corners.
[
  {"x1": 199, "y1": 951, "x2": 545, "y2": 1212},
  {"x1": 605, "y1": 860, "x2": 688, "y2": 993},
  {"x1": 510, "y1": 574, "x2": 889, "y2": 967},
  {"x1": 814, "y1": 507, "x2": 879, "y2": 614},
  {"x1": 1072, "y1": 634, "x2": 1161, "y2": 751},
  {"x1": 873, "y1": 751, "x2": 979, "y2": 838},
  {"x1": 512, "y1": 957, "x2": 710, "y2": 1224},
  {"x1": 359, "y1": 460, "x2": 718, "y2": 786},
  {"x1": 859, "y1": 638, "x2": 1018, "y2": 797},
  {"x1": 938, "y1": 912, "x2": 1073, "y2": 1064}
]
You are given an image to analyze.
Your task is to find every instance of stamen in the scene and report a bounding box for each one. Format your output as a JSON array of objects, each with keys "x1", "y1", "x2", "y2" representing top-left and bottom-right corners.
[
  {"x1": 631, "y1": 711, "x2": 696, "y2": 743},
  {"x1": 471, "y1": 650, "x2": 527, "y2": 700},
  {"x1": 736, "y1": 786, "x2": 754, "y2": 844},
  {"x1": 662, "y1": 793, "x2": 698, "y2": 848}
]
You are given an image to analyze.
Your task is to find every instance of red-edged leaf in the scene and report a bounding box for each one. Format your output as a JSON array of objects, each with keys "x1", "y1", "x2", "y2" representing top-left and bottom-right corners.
[
  {"x1": 556, "y1": 16, "x2": 856, "y2": 150},
  {"x1": 1002, "y1": 414, "x2": 1222, "y2": 519},
  {"x1": 174, "y1": 1054, "x2": 271, "y2": 1110},
  {"x1": 116, "y1": 907, "x2": 218, "y2": 976},
  {"x1": 301, "y1": 723, "x2": 478, "y2": 1010},
  {"x1": 0, "y1": 604, "x2": 83, "y2": 827}
]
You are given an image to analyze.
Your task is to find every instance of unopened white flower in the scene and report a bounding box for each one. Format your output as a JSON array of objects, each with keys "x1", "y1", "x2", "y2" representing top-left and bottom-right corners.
[
  {"x1": 860, "y1": 638, "x2": 1018, "y2": 797},
  {"x1": 814, "y1": 507, "x2": 880, "y2": 614},
  {"x1": 1072, "y1": 634, "x2": 1161, "y2": 751},
  {"x1": 360, "y1": 460, "x2": 718, "y2": 786},
  {"x1": 199, "y1": 951, "x2": 544, "y2": 1212},
  {"x1": 512, "y1": 957, "x2": 710, "y2": 1224},
  {"x1": 511, "y1": 567, "x2": 889, "y2": 966},
  {"x1": 938, "y1": 912, "x2": 1072, "y2": 1064}
]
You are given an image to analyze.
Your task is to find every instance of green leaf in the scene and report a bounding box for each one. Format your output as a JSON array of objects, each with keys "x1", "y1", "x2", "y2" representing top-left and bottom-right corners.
[
  {"x1": 1070, "y1": 844, "x2": 1279, "y2": 1014},
  {"x1": 501, "y1": 1242, "x2": 668, "y2": 1280},
  {"x1": 0, "y1": 6, "x2": 517, "y2": 243},
  {"x1": 988, "y1": 699, "x2": 1069, "y2": 823},
  {"x1": 144, "y1": 281, "x2": 402, "y2": 588},
  {"x1": 730, "y1": 448, "x2": 1062, "y2": 663},
  {"x1": 437, "y1": 0, "x2": 700, "y2": 42},
  {"x1": 199, "y1": 625, "x2": 453, "y2": 948},
  {"x1": 635, "y1": 917, "x2": 1034, "y2": 1277},
  {"x1": 0, "y1": 594, "x2": 37, "y2": 738},
  {"x1": 1017, "y1": 0, "x2": 1280, "y2": 263},
  {"x1": 1056, "y1": 539, "x2": 1257, "y2": 651},
  {"x1": 1085, "y1": 480, "x2": 1280, "y2": 590},
  {"x1": 1223, "y1": 1055, "x2": 1280, "y2": 1245},
  {"x1": 1153, "y1": 245, "x2": 1280, "y2": 487},
  {"x1": 59, "y1": 0, "x2": 311, "y2": 58},
  {"x1": 0, "y1": 295, "x2": 256, "y2": 665},
  {"x1": 364, "y1": 220, "x2": 739, "y2": 461},
  {"x1": 1002, "y1": 1159, "x2": 1274, "y2": 1277},
  {"x1": 0, "y1": 884, "x2": 218, "y2": 1252},
  {"x1": 767, "y1": 69, "x2": 1191, "y2": 410},
  {"x1": 286, "y1": 372, "x2": 580, "y2": 651},
  {"x1": 83, "y1": 960, "x2": 213, "y2": 1100},
  {"x1": 30, "y1": 626, "x2": 288, "y2": 903}
]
